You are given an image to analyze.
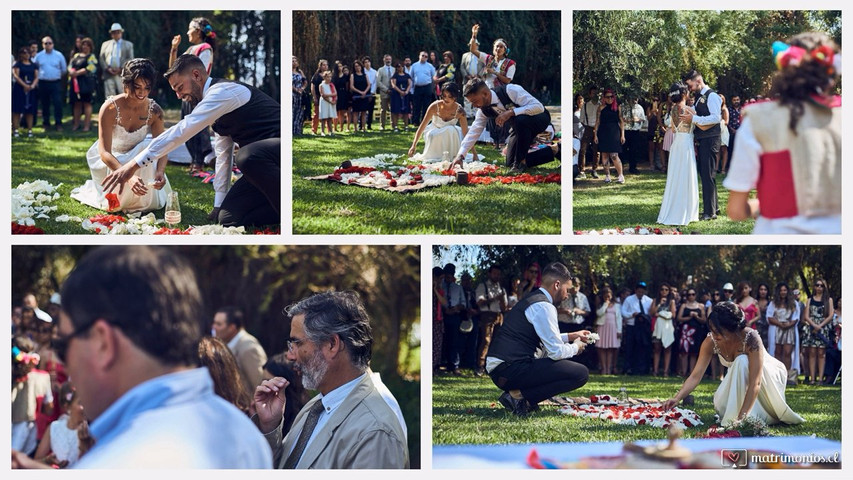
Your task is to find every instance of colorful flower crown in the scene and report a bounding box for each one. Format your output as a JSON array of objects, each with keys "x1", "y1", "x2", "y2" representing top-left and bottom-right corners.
[
  {"x1": 12, "y1": 346, "x2": 40, "y2": 365},
  {"x1": 772, "y1": 40, "x2": 840, "y2": 76}
]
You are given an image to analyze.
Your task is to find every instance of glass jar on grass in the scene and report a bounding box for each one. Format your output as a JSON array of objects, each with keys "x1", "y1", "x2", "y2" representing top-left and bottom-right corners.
[{"x1": 165, "y1": 191, "x2": 181, "y2": 228}]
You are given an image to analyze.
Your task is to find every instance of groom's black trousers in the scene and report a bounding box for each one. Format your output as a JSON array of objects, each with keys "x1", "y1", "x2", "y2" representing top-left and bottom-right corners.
[
  {"x1": 218, "y1": 137, "x2": 281, "y2": 227},
  {"x1": 489, "y1": 357, "x2": 589, "y2": 405},
  {"x1": 506, "y1": 110, "x2": 554, "y2": 168},
  {"x1": 697, "y1": 135, "x2": 720, "y2": 216}
]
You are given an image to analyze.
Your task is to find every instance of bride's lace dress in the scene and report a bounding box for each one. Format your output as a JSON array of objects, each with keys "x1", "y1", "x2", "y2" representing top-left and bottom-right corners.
[
  {"x1": 657, "y1": 105, "x2": 699, "y2": 225},
  {"x1": 421, "y1": 113, "x2": 463, "y2": 161},
  {"x1": 709, "y1": 329, "x2": 804, "y2": 426},
  {"x1": 71, "y1": 97, "x2": 172, "y2": 213}
]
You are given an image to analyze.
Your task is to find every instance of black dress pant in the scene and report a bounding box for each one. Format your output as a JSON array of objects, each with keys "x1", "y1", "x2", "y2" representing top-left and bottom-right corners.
[
  {"x1": 218, "y1": 137, "x2": 280, "y2": 227},
  {"x1": 506, "y1": 110, "x2": 554, "y2": 168},
  {"x1": 489, "y1": 357, "x2": 589, "y2": 405},
  {"x1": 697, "y1": 135, "x2": 721, "y2": 215},
  {"x1": 39, "y1": 79, "x2": 63, "y2": 127},
  {"x1": 181, "y1": 100, "x2": 213, "y2": 166},
  {"x1": 412, "y1": 84, "x2": 433, "y2": 125}
]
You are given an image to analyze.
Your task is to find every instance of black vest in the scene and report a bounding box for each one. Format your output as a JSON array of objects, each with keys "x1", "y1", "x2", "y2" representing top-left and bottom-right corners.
[
  {"x1": 693, "y1": 88, "x2": 721, "y2": 139},
  {"x1": 481, "y1": 85, "x2": 514, "y2": 119},
  {"x1": 487, "y1": 289, "x2": 550, "y2": 364},
  {"x1": 209, "y1": 78, "x2": 281, "y2": 146}
]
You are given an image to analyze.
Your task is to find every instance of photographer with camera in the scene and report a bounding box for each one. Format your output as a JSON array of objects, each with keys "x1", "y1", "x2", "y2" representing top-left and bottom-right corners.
[{"x1": 621, "y1": 281, "x2": 654, "y2": 375}]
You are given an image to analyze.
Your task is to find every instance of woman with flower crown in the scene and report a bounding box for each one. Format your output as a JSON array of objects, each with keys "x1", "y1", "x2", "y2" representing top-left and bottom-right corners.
[
  {"x1": 724, "y1": 32, "x2": 840, "y2": 234},
  {"x1": 664, "y1": 302, "x2": 804, "y2": 427},
  {"x1": 169, "y1": 17, "x2": 217, "y2": 175}
]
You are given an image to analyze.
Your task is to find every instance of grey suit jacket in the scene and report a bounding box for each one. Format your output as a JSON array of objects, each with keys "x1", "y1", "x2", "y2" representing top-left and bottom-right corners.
[
  {"x1": 459, "y1": 51, "x2": 486, "y2": 81},
  {"x1": 231, "y1": 330, "x2": 268, "y2": 394},
  {"x1": 264, "y1": 373, "x2": 409, "y2": 469},
  {"x1": 375, "y1": 65, "x2": 394, "y2": 95},
  {"x1": 99, "y1": 39, "x2": 134, "y2": 77}
]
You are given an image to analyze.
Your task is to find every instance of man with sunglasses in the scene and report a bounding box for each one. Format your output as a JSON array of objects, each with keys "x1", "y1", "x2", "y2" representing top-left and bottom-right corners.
[
  {"x1": 12, "y1": 246, "x2": 272, "y2": 469},
  {"x1": 33, "y1": 36, "x2": 66, "y2": 132}
]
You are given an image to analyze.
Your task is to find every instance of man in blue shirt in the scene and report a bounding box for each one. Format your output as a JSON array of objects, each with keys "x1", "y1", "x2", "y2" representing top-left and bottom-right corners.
[
  {"x1": 34, "y1": 36, "x2": 66, "y2": 131},
  {"x1": 409, "y1": 51, "x2": 436, "y2": 125},
  {"x1": 11, "y1": 246, "x2": 273, "y2": 469}
]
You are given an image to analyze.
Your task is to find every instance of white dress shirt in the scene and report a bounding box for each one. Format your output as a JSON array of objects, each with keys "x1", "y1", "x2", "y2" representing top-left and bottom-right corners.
[
  {"x1": 456, "y1": 84, "x2": 543, "y2": 158},
  {"x1": 485, "y1": 288, "x2": 577, "y2": 373},
  {"x1": 134, "y1": 77, "x2": 251, "y2": 207},
  {"x1": 365, "y1": 67, "x2": 377, "y2": 94},
  {"x1": 288, "y1": 373, "x2": 366, "y2": 466},
  {"x1": 581, "y1": 100, "x2": 599, "y2": 127},
  {"x1": 621, "y1": 294, "x2": 653, "y2": 327},
  {"x1": 693, "y1": 85, "x2": 722, "y2": 127}
]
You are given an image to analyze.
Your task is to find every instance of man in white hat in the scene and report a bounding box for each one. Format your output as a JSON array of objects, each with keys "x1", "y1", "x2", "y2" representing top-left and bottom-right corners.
[
  {"x1": 721, "y1": 282, "x2": 734, "y2": 302},
  {"x1": 99, "y1": 22, "x2": 134, "y2": 97}
]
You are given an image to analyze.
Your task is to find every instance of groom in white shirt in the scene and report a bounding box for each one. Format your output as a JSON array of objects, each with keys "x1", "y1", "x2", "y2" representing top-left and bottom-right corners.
[{"x1": 453, "y1": 78, "x2": 559, "y2": 171}]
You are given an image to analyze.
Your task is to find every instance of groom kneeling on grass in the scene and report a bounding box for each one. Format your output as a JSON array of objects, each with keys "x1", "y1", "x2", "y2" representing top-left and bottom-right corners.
[
  {"x1": 102, "y1": 54, "x2": 281, "y2": 228},
  {"x1": 451, "y1": 78, "x2": 560, "y2": 172},
  {"x1": 486, "y1": 262, "x2": 590, "y2": 416}
]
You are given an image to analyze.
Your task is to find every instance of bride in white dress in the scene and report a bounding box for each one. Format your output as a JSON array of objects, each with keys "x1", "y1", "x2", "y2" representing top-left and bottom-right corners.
[
  {"x1": 657, "y1": 82, "x2": 699, "y2": 225},
  {"x1": 408, "y1": 82, "x2": 477, "y2": 162},
  {"x1": 664, "y1": 302, "x2": 804, "y2": 427},
  {"x1": 71, "y1": 58, "x2": 171, "y2": 213}
]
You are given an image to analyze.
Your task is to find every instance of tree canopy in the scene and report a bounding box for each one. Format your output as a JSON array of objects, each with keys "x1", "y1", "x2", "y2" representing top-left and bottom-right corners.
[
  {"x1": 573, "y1": 10, "x2": 841, "y2": 100},
  {"x1": 434, "y1": 245, "x2": 841, "y2": 301},
  {"x1": 293, "y1": 10, "x2": 561, "y2": 101},
  {"x1": 12, "y1": 10, "x2": 281, "y2": 106}
]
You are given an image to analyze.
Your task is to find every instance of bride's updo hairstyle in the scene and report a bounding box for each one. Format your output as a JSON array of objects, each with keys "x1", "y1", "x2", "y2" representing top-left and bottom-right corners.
[
  {"x1": 708, "y1": 301, "x2": 746, "y2": 334},
  {"x1": 440, "y1": 81, "x2": 460, "y2": 100},
  {"x1": 770, "y1": 31, "x2": 840, "y2": 132},
  {"x1": 668, "y1": 82, "x2": 688, "y2": 103},
  {"x1": 121, "y1": 58, "x2": 157, "y2": 94}
]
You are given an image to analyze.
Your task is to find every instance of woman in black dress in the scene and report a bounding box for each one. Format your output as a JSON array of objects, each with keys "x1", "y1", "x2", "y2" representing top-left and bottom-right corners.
[
  {"x1": 676, "y1": 288, "x2": 707, "y2": 377},
  {"x1": 390, "y1": 63, "x2": 411, "y2": 131},
  {"x1": 333, "y1": 64, "x2": 352, "y2": 132},
  {"x1": 12, "y1": 46, "x2": 38, "y2": 137},
  {"x1": 67, "y1": 37, "x2": 98, "y2": 132},
  {"x1": 593, "y1": 88, "x2": 625, "y2": 183},
  {"x1": 349, "y1": 60, "x2": 371, "y2": 132}
]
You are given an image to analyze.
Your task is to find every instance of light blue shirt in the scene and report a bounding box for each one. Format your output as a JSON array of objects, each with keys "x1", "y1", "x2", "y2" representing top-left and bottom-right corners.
[
  {"x1": 410, "y1": 61, "x2": 435, "y2": 87},
  {"x1": 290, "y1": 372, "x2": 367, "y2": 466},
  {"x1": 76, "y1": 368, "x2": 272, "y2": 469},
  {"x1": 34, "y1": 50, "x2": 66, "y2": 81}
]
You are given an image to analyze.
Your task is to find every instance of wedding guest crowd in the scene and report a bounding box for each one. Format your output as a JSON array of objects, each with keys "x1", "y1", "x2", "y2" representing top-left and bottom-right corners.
[{"x1": 432, "y1": 261, "x2": 841, "y2": 387}]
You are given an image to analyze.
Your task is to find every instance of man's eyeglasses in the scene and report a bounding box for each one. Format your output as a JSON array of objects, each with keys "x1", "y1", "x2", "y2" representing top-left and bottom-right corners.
[
  {"x1": 54, "y1": 320, "x2": 103, "y2": 364},
  {"x1": 42, "y1": 41, "x2": 53, "y2": 45},
  {"x1": 287, "y1": 337, "x2": 305, "y2": 351},
  {"x1": 687, "y1": 292, "x2": 696, "y2": 296}
]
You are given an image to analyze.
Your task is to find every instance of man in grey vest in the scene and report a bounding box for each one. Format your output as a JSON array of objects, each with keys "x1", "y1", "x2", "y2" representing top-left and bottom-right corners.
[
  {"x1": 681, "y1": 69, "x2": 722, "y2": 220},
  {"x1": 485, "y1": 262, "x2": 591, "y2": 416}
]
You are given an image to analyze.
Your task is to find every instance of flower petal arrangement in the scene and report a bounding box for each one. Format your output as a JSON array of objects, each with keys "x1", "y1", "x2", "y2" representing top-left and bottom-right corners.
[
  {"x1": 13, "y1": 180, "x2": 267, "y2": 234},
  {"x1": 559, "y1": 395, "x2": 703, "y2": 430},
  {"x1": 307, "y1": 154, "x2": 560, "y2": 192},
  {"x1": 575, "y1": 226, "x2": 685, "y2": 235}
]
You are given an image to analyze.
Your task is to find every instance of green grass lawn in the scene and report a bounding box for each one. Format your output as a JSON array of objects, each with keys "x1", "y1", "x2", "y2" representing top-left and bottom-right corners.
[
  {"x1": 573, "y1": 169, "x2": 755, "y2": 234},
  {"x1": 11, "y1": 120, "x2": 240, "y2": 234},
  {"x1": 432, "y1": 373, "x2": 840, "y2": 445},
  {"x1": 292, "y1": 129, "x2": 561, "y2": 234}
]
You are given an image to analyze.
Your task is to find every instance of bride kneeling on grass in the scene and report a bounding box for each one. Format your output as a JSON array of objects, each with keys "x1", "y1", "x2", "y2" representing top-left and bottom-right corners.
[{"x1": 663, "y1": 302, "x2": 804, "y2": 427}]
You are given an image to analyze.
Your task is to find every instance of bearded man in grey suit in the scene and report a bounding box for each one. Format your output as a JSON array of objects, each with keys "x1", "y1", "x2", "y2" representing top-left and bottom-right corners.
[{"x1": 254, "y1": 291, "x2": 408, "y2": 469}]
